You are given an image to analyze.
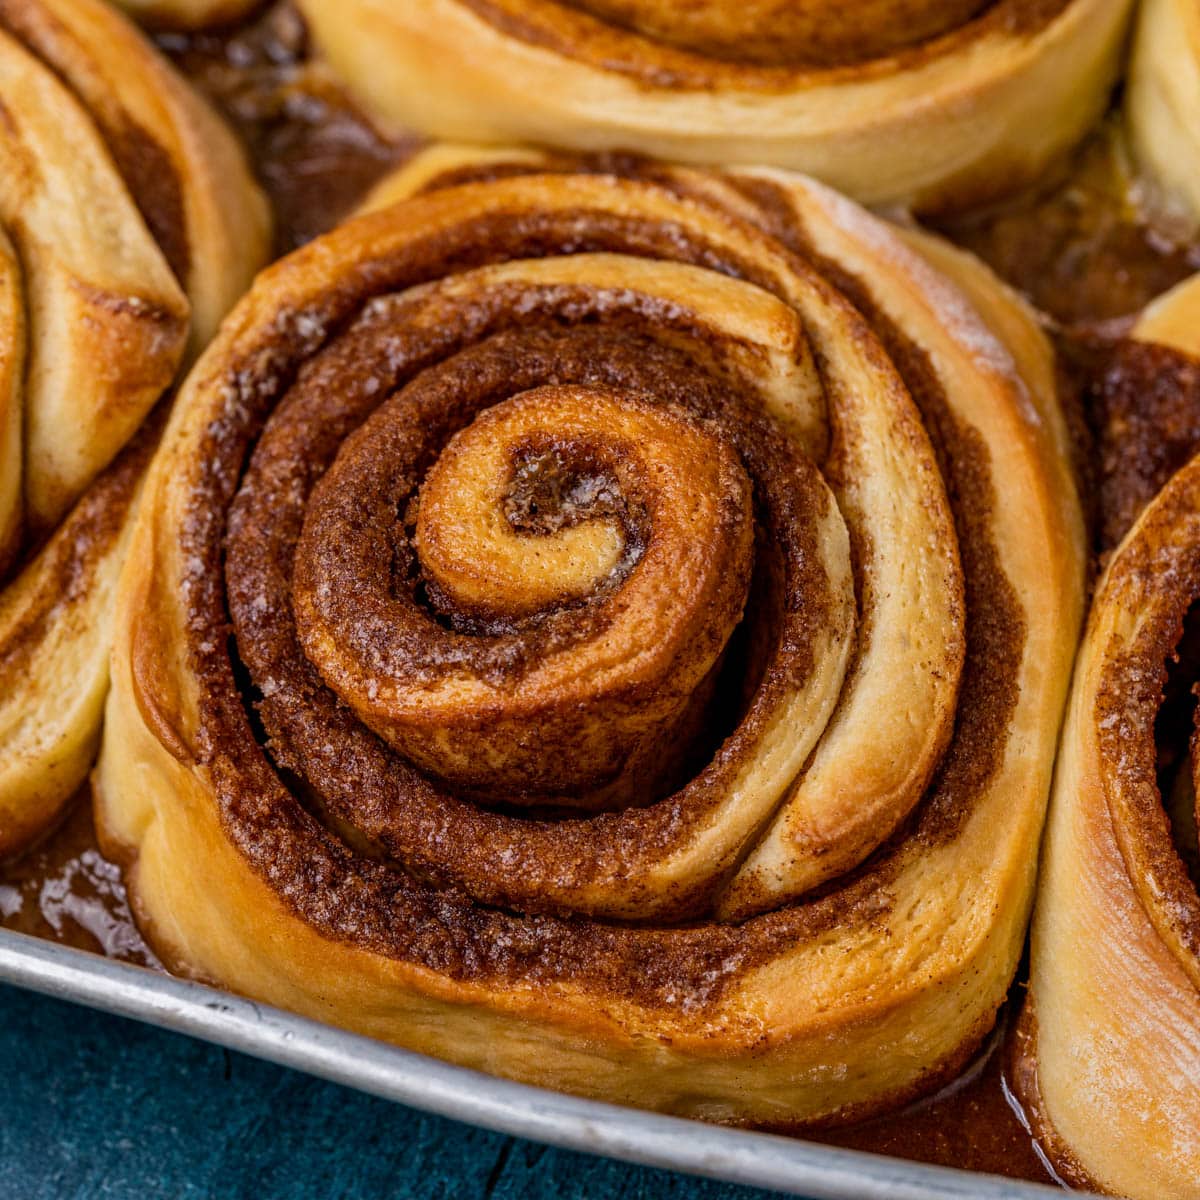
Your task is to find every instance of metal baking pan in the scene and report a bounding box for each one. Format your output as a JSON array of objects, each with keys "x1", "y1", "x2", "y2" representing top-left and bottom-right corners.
[{"x1": 0, "y1": 927, "x2": 1092, "y2": 1199}]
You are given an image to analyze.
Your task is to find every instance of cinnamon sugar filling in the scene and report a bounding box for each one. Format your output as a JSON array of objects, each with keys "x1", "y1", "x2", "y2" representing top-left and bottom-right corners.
[
  {"x1": 169, "y1": 196, "x2": 1025, "y2": 1014},
  {"x1": 1094, "y1": 462, "x2": 1200, "y2": 984},
  {"x1": 457, "y1": 0, "x2": 1073, "y2": 89}
]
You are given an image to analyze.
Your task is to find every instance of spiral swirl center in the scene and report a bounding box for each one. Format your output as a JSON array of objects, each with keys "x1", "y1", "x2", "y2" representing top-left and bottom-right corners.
[
  {"x1": 292, "y1": 382, "x2": 756, "y2": 809},
  {"x1": 415, "y1": 387, "x2": 651, "y2": 625}
]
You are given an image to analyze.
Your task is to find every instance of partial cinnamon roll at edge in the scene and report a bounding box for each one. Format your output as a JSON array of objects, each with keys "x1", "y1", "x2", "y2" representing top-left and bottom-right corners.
[
  {"x1": 1127, "y1": 0, "x2": 1200, "y2": 235},
  {"x1": 296, "y1": 0, "x2": 1134, "y2": 213},
  {"x1": 0, "y1": 0, "x2": 270, "y2": 860},
  {"x1": 1016, "y1": 273, "x2": 1200, "y2": 1199}
]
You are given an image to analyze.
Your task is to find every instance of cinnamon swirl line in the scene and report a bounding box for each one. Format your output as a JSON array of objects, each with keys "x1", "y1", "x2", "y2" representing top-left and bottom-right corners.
[
  {"x1": 96, "y1": 156, "x2": 1084, "y2": 1124},
  {"x1": 296, "y1": 0, "x2": 1134, "y2": 212}
]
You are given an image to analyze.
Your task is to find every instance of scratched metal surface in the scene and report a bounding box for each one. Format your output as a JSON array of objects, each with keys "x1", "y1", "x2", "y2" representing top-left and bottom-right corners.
[{"x1": 0, "y1": 931, "x2": 1087, "y2": 1199}]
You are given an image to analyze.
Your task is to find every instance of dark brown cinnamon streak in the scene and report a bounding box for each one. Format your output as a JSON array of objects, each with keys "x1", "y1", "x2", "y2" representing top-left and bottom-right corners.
[
  {"x1": 458, "y1": 0, "x2": 1066, "y2": 82},
  {"x1": 0, "y1": 0, "x2": 267, "y2": 862},
  {"x1": 95, "y1": 160, "x2": 1084, "y2": 1126}
]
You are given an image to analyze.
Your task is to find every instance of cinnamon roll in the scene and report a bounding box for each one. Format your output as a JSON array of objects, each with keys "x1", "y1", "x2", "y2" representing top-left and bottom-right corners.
[
  {"x1": 0, "y1": 0, "x2": 269, "y2": 860},
  {"x1": 1017, "y1": 273, "x2": 1200, "y2": 1198},
  {"x1": 296, "y1": 0, "x2": 1134, "y2": 212},
  {"x1": 95, "y1": 154, "x2": 1084, "y2": 1122},
  {"x1": 1128, "y1": 0, "x2": 1200, "y2": 234}
]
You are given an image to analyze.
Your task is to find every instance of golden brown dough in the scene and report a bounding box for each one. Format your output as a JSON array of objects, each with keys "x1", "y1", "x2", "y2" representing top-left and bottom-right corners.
[
  {"x1": 1016, "y1": 272, "x2": 1200, "y2": 1199},
  {"x1": 96, "y1": 152, "x2": 1084, "y2": 1123},
  {"x1": 1127, "y1": 0, "x2": 1200, "y2": 234},
  {"x1": 0, "y1": 0, "x2": 270, "y2": 861},
  {"x1": 297, "y1": 0, "x2": 1134, "y2": 212}
]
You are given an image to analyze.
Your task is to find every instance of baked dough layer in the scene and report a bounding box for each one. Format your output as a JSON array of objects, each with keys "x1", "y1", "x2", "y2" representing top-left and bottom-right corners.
[
  {"x1": 1128, "y1": 0, "x2": 1200, "y2": 233},
  {"x1": 96, "y1": 158, "x2": 1084, "y2": 1123},
  {"x1": 1021, "y1": 274, "x2": 1200, "y2": 1199},
  {"x1": 297, "y1": 0, "x2": 1133, "y2": 212},
  {"x1": 0, "y1": 0, "x2": 268, "y2": 860}
]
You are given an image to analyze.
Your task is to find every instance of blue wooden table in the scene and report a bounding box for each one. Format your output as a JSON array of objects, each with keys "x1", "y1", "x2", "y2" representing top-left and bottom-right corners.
[{"x1": 0, "y1": 982, "x2": 783, "y2": 1199}]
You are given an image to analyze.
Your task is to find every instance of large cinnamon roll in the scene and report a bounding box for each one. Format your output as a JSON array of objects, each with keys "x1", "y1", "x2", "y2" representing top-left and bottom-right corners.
[
  {"x1": 296, "y1": 0, "x2": 1134, "y2": 212},
  {"x1": 95, "y1": 153, "x2": 1084, "y2": 1122},
  {"x1": 1128, "y1": 0, "x2": 1200, "y2": 234},
  {"x1": 0, "y1": 0, "x2": 269, "y2": 860},
  {"x1": 1017, "y1": 273, "x2": 1200, "y2": 1198}
]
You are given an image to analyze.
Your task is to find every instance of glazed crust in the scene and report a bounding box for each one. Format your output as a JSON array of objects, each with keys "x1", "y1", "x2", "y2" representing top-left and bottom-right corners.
[
  {"x1": 296, "y1": 0, "x2": 1133, "y2": 213},
  {"x1": 95, "y1": 156, "x2": 1084, "y2": 1123},
  {"x1": 0, "y1": 0, "x2": 269, "y2": 861},
  {"x1": 1020, "y1": 274, "x2": 1200, "y2": 1199}
]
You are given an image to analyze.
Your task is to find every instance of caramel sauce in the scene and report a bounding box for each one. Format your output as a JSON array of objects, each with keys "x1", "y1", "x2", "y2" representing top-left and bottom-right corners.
[
  {"x1": 811, "y1": 1015, "x2": 1057, "y2": 1183},
  {"x1": 4, "y1": 5, "x2": 1197, "y2": 1184},
  {"x1": 0, "y1": 797, "x2": 158, "y2": 969},
  {"x1": 936, "y1": 120, "x2": 1200, "y2": 330},
  {"x1": 154, "y1": 2, "x2": 419, "y2": 253}
]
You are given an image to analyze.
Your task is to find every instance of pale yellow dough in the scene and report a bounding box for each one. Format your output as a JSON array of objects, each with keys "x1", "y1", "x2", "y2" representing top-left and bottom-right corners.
[
  {"x1": 1026, "y1": 273, "x2": 1200, "y2": 1199},
  {"x1": 1128, "y1": 0, "x2": 1200, "y2": 232},
  {"x1": 0, "y1": 0, "x2": 269, "y2": 860}
]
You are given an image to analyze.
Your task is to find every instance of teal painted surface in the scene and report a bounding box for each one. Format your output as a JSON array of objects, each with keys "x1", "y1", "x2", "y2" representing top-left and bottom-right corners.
[{"x1": 0, "y1": 983, "x2": 784, "y2": 1199}]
